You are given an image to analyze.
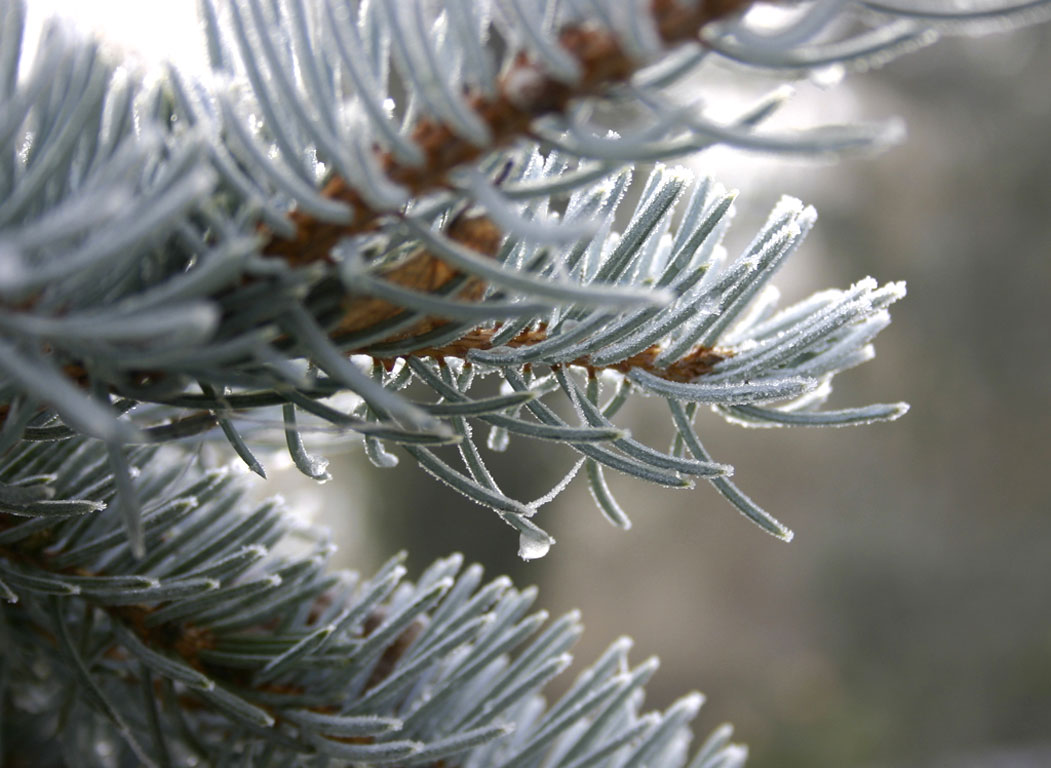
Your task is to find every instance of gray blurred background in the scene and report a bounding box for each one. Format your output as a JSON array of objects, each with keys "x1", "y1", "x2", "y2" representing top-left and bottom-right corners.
[{"x1": 271, "y1": 24, "x2": 1051, "y2": 768}]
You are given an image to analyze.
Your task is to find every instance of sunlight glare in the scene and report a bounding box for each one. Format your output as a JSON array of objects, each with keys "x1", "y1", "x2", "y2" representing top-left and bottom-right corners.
[{"x1": 24, "y1": 2, "x2": 207, "y2": 74}]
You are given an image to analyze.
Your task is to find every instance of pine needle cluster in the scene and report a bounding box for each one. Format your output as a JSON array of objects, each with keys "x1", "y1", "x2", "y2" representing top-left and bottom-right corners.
[{"x1": 0, "y1": 1, "x2": 1046, "y2": 765}]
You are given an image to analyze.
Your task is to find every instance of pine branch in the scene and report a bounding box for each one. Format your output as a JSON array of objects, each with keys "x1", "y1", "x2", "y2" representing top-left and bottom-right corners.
[
  {"x1": 0, "y1": 0, "x2": 925, "y2": 550},
  {"x1": 3, "y1": 1, "x2": 1051, "y2": 765},
  {"x1": 326, "y1": 208, "x2": 727, "y2": 381},
  {"x1": 0, "y1": 437, "x2": 747, "y2": 767},
  {"x1": 0, "y1": 0, "x2": 1043, "y2": 547},
  {"x1": 263, "y1": 0, "x2": 754, "y2": 267}
]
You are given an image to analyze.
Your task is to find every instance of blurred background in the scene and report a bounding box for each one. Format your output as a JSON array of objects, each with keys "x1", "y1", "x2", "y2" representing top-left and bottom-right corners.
[{"x1": 36, "y1": 4, "x2": 1051, "y2": 767}]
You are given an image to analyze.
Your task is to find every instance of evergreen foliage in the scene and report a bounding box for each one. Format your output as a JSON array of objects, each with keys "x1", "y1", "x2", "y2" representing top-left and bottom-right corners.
[{"x1": 0, "y1": 0, "x2": 1046, "y2": 765}]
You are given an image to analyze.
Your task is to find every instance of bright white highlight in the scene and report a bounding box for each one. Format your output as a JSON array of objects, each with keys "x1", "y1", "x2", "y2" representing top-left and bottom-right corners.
[{"x1": 24, "y1": 2, "x2": 207, "y2": 74}]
